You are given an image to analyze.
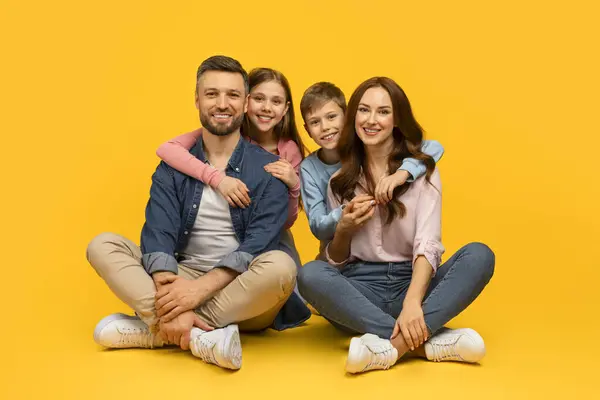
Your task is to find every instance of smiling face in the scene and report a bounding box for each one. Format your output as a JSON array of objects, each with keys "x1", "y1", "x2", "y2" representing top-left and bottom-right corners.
[
  {"x1": 303, "y1": 100, "x2": 345, "y2": 151},
  {"x1": 354, "y1": 86, "x2": 395, "y2": 149},
  {"x1": 195, "y1": 70, "x2": 248, "y2": 136},
  {"x1": 246, "y1": 80, "x2": 289, "y2": 134}
]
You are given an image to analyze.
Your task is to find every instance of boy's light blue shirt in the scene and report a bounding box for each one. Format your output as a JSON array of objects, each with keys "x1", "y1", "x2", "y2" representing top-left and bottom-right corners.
[{"x1": 299, "y1": 140, "x2": 445, "y2": 246}]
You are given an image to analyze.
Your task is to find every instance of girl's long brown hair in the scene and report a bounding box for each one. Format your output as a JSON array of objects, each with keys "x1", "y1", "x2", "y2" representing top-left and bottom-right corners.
[
  {"x1": 330, "y1": 77, "x2": 436, "y2": 225},
  {"x1": 242, "y1": 68, "x2": 308, "y2": 159}
]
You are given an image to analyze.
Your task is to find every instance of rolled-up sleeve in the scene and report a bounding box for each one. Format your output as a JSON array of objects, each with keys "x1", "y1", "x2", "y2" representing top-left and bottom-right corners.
[
  {"x1": 214, "y1": 251, "x2": 254, "y2": 274},
  {"x1": 324, "y1": 242, "x2": 354, "y2": 267},
  {"x1": 412, "y1": 168, "x2": 445, "y2": 273}
]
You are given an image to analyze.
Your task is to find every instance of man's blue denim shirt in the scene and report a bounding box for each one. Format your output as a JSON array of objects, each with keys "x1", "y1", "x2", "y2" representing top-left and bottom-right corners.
[{"x1": 139, "y1": 133, "x2": 310, "y2": 330}]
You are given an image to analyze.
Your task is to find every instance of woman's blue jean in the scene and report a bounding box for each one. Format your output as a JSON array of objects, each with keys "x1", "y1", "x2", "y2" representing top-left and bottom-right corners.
[{"x1": 298, "y1": 242, "x2": 495, "y2": 339}]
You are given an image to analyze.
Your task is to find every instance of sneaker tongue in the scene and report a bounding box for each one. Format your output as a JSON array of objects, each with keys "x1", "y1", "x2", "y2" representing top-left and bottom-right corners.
[
  {"x1": 190, "y1": 327, "x2": 206, "y2": 339},
  {"x1": 362, "y1": 338, "x2": 396, "y2": 369},
  {"x1": 197, "y1": 336, "x2": 218, "y2": 364},
  {"x1": 428, "y1": 340, "x2": 459, "y2": 361},
  {"x1": 363, "y1": 338, "x2": 393, "y2": 354}
]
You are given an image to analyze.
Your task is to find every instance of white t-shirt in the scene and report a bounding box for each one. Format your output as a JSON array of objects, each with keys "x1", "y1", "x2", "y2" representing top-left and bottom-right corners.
[{"x1": 178, "y1": 185, "x2": 239, "y2": 272}]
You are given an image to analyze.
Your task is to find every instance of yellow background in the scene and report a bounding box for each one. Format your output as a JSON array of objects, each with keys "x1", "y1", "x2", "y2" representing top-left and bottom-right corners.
[{"x1": 1, "y1": 0, "x2": 598, "y2": 398}]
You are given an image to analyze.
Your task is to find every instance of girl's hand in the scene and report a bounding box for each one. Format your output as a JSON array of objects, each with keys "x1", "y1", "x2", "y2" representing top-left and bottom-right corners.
[{"x1": 264, "y1": 159, "x2": 299, "y2": 189}]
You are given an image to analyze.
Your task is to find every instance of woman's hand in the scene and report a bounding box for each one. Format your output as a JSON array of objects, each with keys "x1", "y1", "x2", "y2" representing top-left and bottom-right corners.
[
  {"x1": 336, "y1": 195, "x2": 376, "y2": 235},
  {"x1": 391, "y1": 298, "x2": 429, "y2": 351},
  {"x1": 264, "y1": 159, "x2": 299, "y2": 189}
]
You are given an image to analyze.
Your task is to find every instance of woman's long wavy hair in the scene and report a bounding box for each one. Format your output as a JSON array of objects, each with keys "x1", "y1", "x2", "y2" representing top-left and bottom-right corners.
[{"x1": 330, "y1": 77, "x2": 436, "y2": 225}]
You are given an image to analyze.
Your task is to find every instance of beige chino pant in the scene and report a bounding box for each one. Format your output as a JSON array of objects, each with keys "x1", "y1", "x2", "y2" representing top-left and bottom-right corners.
[{"x1": 86, "y1": 232, "x2": 297, "y2": 333}]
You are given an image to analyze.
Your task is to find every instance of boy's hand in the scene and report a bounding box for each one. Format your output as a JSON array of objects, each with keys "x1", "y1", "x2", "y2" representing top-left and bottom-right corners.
[
  {"x1": 374, "y1": 170, "x2": 410, "y2": 204},
  {"x1": 217, "y1": 176, "x2": 251, "y2": 208}
]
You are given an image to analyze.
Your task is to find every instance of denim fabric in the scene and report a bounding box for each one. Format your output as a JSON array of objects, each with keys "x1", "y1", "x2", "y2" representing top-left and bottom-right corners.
[
  {"x1": 298, "y1": 242, "x2": 495, "y2": 338},
  {"x1": 140, "y1": 135, "x2": 310, "y2": 330}
]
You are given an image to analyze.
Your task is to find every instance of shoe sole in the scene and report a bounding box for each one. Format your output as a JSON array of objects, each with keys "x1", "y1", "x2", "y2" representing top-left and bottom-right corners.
[
  {"x1": 219, "y1": 325, "x2": 242, "y2": 370},
  {"x1": 93, "y1": 313, "x2": 138, "y2": 345},
  {"x1": 345, "y1": 337, "x2": 362, "y2": 373}
]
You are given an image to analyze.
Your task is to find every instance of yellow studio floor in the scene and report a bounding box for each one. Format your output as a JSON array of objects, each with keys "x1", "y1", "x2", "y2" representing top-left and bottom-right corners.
[
  {"x1": 3, "y1": 291, "x2": 597, "y2": 399},
  {"x1": 3, "y1": 214, "x2": 598, "y2": 399},
  {"x1": 4, "y1": 227, "x2": 599, "y2": 400}
]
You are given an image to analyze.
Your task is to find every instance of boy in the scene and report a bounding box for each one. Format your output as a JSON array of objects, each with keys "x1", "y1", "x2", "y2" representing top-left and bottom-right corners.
[{"x1": 299, "y1": 82, "x2": 445, "y2": 256}]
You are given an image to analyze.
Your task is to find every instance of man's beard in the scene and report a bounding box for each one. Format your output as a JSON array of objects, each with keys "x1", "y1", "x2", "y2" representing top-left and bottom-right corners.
[{"x1": 200, "y1": 111, "x2": 244, "y2": 137}]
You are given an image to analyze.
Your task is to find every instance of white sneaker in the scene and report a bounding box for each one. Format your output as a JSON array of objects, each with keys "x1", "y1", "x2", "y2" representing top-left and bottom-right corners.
[
  {"x1": 346, "y1": 333, "x2": 398, "y2": 374},
  {"x1": 425, "y1": 328, "x2": 486, "y2": 363},
  {"x1": 94, "y1": 313, "x2": 163, "y2": 349},
  {"x1": 189, "y1": 324, "x2": 242, "y2": 370}
]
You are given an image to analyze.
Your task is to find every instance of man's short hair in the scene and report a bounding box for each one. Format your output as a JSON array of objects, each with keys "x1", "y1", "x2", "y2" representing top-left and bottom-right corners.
[
  {"x1": 300, "y1": 82, "x2": 347, "y2": 122},
  {"x1": 196, "y1": 55, "x2": 249, "y2": 94}
]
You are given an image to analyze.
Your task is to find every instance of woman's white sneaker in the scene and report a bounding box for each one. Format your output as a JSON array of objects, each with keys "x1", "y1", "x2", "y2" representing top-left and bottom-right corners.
[
  {"x1": 189, "y1": 324, "x2": 242, "y2": 370},
  {"x1": 346, "y1": 333, "x2": 398, "y2": 373},
  {"x1": 93, "y1": 313, "x2": 164, "y2": 349},
  {"x1": 424, "y1": 328, "x2": 486, "y2": 363}
]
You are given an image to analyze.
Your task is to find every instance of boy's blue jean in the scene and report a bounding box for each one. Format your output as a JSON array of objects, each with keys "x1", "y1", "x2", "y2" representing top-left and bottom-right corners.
[{"x1": 298, "y1": 242, "x2": 495, "y2": 339}]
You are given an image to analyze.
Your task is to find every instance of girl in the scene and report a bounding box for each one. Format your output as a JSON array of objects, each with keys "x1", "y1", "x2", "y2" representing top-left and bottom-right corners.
[
  {"x1": 156, "y1": 68, "x2": 307, "y2": 298},
  {"x1": 298, "y1": 77, "x2": 495, "y2": 374}
]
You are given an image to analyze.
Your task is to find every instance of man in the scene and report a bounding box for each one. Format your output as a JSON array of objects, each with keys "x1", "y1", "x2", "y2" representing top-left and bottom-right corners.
[{"x1": 86, "y1": 55, "x2": 310, "y2": 370}]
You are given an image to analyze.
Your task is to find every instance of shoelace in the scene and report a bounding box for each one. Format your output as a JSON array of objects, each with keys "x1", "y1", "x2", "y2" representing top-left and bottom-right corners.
[
  {"x1": 429, "y1": 336, "x2": 460, "y2": 362},
  {"x1": 195, "y1": 335, "x2": 218, "y2": 364},
  {"x1": 117, "y1": 327, "x2": 153, "y2": 348},
  {"x1": 363, "y1": 339, "x2": 396, "y2": 370}
]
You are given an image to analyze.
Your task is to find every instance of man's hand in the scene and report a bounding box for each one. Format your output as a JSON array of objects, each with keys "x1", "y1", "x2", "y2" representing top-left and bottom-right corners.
[
  {"x1": 154, "y1": 275, "x2": 212, "y2": 322},
  {"x1": 374, "y1": 170, "x2": 410, "y2": 204},
  {"x1": 158, "y1": 310, "x2": 213, "y2": 350},
  {"x1": 152, "y1": 271, "x2": 176, "y2": 291},
  {"x1": 264, "y1": 159, "x2": 299, "y2": 189},
  {"x1": 336, "y1": 195, "x2": 376, "y2": 235},
  {"x1": 217, "y1": 176, "x2": 251, "y2": 208}
]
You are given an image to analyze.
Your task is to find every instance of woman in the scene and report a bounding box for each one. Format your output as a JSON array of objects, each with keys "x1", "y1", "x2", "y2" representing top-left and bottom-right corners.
[{"x1": 298, "y1": 77, "x2": 495, "y2": 373}]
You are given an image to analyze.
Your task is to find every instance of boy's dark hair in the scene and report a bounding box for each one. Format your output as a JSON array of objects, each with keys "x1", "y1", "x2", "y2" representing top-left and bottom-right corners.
[
  {"x1": 196, "y1": 55, "x2": 249, "y2": 94},
  {"x1": 300, "y1": 82, "x2": 347, "y2": 121}
]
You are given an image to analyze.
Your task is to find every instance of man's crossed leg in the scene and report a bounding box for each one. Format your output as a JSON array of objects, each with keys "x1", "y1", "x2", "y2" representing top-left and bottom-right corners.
[{"x1": 86, "y1": 232, "x2": 297, "y2": 370}]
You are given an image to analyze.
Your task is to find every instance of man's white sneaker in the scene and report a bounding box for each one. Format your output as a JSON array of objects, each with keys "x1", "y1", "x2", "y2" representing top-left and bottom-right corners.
[
  {"x1": 346, "y1": 333, "x2": 398, "y2": 374},
  {"x1": 424, "y1": 328, "x2": 486, "y2": 363},
  {"x1": 93, "y1": 313, "x2": 163, "y2": 349},
  {"x1": 189, "y1": 324, "x2": 242, "y2": 370}
]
